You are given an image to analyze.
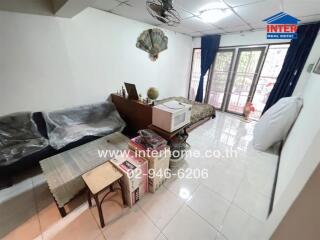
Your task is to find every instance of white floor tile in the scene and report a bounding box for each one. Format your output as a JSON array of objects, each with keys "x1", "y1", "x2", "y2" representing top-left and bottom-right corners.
[
  {"x1": 221, "y1": 204, "x2": 265, "y2": 240},
  {"x1": 241, "y1": 216, "x2": 265, "y2": 240},
  {"x1": 138, "y1": 187, "x2": 184, "y2": 229},
  {"x1": 244, "y1": 154, "x2": 278, "y2": 198},
  {"x1": 156, "y1": 233, "x2": 168, "y2": 240},
  {"x1": 187, "y1": 184, "x2": 230, "y2": 231},
  {"x1": 233, "y1": 179, "x2": 270, "y2": 221},
  {"x1": 103, "y1": 206, "x2": 160, "y2": 240},
  {"x1": 221, "y1": 205, "x2": 249, "y2": 240},
  {"x1": 215, "y1": 232, "x2": 228, "y2": 240},
  {"x1": 164, "y1": 174, "x2": 200, "y2": 201},
  {"x1": 201, "y1": 165, "x2": 243, "y2": 202},
  {"x1": 163, "y1": 205, "x2": 218, "y2": 240}
]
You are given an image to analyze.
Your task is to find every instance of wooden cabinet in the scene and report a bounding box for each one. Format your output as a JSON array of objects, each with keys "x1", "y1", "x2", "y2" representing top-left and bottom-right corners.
[{"x1": 111, "y1": 94, "x2": 152, "y2": 134}]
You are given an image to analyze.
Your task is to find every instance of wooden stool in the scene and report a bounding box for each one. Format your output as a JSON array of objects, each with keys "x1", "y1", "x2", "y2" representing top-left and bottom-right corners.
[{"x1": 82, "y1": 162, "x2": 125, "y2": 228}]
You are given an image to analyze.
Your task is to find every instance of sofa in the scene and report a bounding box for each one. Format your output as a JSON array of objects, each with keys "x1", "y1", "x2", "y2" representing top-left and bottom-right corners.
[{"x1": 0, "y1": 102, "x2": 125, "y2": 187}]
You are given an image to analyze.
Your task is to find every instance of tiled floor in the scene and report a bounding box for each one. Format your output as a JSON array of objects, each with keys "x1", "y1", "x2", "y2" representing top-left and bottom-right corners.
[{"x1": 0, "y1": 112, "x2": 278, "y2": 240}]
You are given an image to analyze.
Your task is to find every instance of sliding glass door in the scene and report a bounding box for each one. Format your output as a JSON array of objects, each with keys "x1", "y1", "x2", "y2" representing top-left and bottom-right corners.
[
  {"x1": 226, "y1": 47, "x2": 266, "y2": 114},
  {"x1": 207, "y1": 49, "x2": 235, "y2": 109},
  {"x1": 250, "y1": 44, "x2": 290, "y2": 119},
  {"x1": 188, "y1": 44, "x2": 289, "y2": 119}
]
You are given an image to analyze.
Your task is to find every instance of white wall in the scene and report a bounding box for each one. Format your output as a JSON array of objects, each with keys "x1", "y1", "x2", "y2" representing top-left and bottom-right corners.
[
  {"x1": 192, "y1": 30, "x2": 288, "y2": 48},
  {"x1": 275, "y1": 72, "x2": 320, "y2": 204},
  {"x1": 264, "y1": 62, "x2": 320, "y2": 239},
  {"x1": 274, "y1": 33, "x2": 320, "y2": 205},
  {"x1": 0, "y1": 8, "x2": 193, "y2": 115}
]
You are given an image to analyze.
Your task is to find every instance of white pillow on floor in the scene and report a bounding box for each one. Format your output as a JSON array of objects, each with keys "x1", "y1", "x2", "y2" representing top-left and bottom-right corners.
[{"x1": 253, "y1": 96, "x2": 303, "y2": 151}]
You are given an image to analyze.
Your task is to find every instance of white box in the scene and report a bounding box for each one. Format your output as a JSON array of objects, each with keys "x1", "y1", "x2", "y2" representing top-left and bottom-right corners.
[
  {"x1": 110, "y1": 151, "x2": 148, "y2": 207},
  {"x1": 128, "y1": 137, "x2": 170, "y2": 193},
  {"x1": 147, "y1": 153, "x2": 170, "y2": 193},
  {"x1": 152, "y1": 101, "x2": 192, "y2": 132}
]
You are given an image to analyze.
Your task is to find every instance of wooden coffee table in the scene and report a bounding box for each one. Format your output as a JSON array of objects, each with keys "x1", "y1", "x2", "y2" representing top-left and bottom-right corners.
[{"x1": 82, "y1": 161, "x2": 125, "y2": 228}]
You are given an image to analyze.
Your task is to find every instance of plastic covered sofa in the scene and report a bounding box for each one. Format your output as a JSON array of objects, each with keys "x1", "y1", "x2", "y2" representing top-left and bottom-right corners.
[
  {"x1": 0, "y1": 101, "x2": 125, "y2": 188},
  {"x1": 43, "y1": 102, "x2": 125, "y2": 150},
  {"x1": 0, "y1": 112, "x2": 49, "y2": 167}
]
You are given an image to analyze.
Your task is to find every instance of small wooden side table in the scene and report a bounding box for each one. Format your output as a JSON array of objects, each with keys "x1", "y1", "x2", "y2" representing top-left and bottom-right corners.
[{"x1": 82, "y1": 162, "x2": 125, "y2": 228}]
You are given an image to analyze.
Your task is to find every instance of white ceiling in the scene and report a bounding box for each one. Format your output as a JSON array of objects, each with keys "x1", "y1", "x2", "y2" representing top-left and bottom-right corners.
[{"x1": 92, "y1": 0, "x2": 320, "y2": 36}]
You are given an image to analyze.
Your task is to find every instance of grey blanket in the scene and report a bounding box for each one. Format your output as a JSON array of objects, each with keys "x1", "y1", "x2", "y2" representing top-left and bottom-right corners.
[
  {"x1": 43, "y1": 102, "x2": 126, "y2": 150},
  {"x1": 0, "y1": 112, "x2": 48, "y2": 166}
]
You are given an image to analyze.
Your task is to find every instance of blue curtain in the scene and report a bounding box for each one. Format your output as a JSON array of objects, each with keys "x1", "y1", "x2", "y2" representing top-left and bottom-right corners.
[
  {"x1": 263, "y1": 22, "x2": 320, "y2": 113},
  {"x1": 195, "y1": 35, "x2": 221, "y2": 102}
]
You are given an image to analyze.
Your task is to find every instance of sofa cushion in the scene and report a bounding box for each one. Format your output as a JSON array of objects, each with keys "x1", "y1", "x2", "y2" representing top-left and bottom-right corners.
[
  {"x1": 0, "y1": 112, "x2": 48, "y2": 166},
  {"x1": 43, "y1": 102, "x2": 126, "y2": 150},
  {"x1": 253, "y1": 96, "x2": 303, "y2": 151}
]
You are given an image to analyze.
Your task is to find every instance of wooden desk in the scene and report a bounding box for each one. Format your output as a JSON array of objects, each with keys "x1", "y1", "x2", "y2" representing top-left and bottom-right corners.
[{"x1": 111, "y1": 94, "x2": 152, "y2": 134}]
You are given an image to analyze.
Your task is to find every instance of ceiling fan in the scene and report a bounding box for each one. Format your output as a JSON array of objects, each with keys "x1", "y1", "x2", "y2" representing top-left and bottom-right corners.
[{"x1": 146, "y1": 0, "x2": 181, "y2": 26}]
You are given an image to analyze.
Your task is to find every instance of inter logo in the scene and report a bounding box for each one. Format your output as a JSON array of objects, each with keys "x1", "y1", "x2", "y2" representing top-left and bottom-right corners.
[{"x1": 263, "y1": 12, "x2": 300, "y2": 39}]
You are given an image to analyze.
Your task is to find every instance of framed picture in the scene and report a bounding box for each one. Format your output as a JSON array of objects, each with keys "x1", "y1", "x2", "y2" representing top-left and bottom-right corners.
[{"x1": 314, "y1": 58, "x2": 320, "y2": 74}]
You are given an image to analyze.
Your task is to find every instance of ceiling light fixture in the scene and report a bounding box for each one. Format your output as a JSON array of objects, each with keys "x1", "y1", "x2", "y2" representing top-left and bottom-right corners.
[
  {"x1": 198, "y1": 2, "x2": 231, "y2": 24},
  {"x1": 199, "y1": 8, "x2": 231, "y2": 23}
]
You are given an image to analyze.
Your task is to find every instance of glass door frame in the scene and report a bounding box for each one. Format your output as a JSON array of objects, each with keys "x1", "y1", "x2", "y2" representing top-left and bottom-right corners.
[
  {"x1": 249, "y1": 43, "x2": 290, "y2": 119},
  {"x1": 204, "y1": 48, "x2": 236, "y2": 110},
  {"x1": 188, "y1": 43, "x2": 290, "y2": 117},
  {"x1": 224, "y1": 46, "x2": 267, "y2": 116}
]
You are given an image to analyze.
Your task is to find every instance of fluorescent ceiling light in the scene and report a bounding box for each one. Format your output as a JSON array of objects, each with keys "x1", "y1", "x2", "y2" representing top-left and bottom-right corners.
[
  {"x1": 199, "y1": 8, "x2": 231, "y2": 23},
  {"x1": 199, "y1": 2, "x2": 231, "y2": 23}
]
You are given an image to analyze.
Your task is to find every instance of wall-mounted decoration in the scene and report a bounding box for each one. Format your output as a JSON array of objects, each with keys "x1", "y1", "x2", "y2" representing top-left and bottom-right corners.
[
  {"x1": 146, "y1": 0, "x2": 181, "y2": 26},
  {"x1": 314, "y1": 58, "x2": 320, "y2": 74},
  {"x1": 136, "y1": 28, "x2": 168, "y2": 61}
]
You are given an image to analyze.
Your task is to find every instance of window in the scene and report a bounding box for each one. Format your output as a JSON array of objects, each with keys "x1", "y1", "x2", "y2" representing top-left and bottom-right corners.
[
  {"x1": 227, "y1": 47, "x2": 265, "y2": 114},
  {"x1": 250, "y1": 44, "x2": 290, "y2": 119},
  {"x1": 188, "y1": 43, "x2": 290, "y2": 120},
  {"x1": 207, "y1": 50, "x2": 234, "y2": 109}
]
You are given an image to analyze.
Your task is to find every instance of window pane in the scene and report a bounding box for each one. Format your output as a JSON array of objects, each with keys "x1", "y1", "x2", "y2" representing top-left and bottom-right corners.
[
  {"x1": 227, "y1": 49, "x2": 263, "y2": 114},
  {"x1": 250, "y1": 44, "x2": 290, "y2": 120},
  {"x1": 207, "y1": 51, "x2": 234, "y2": 109}
]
